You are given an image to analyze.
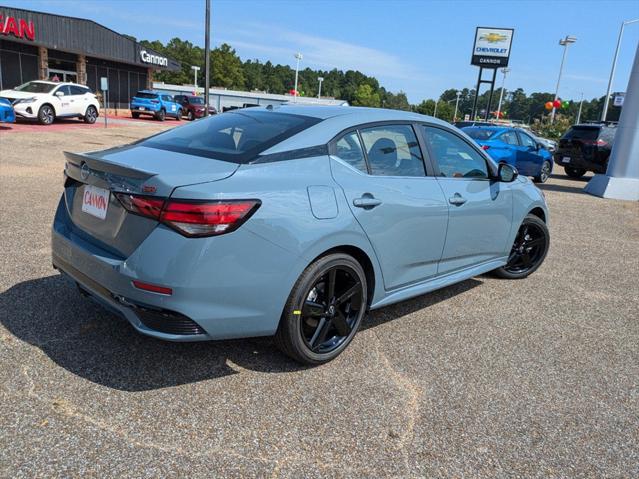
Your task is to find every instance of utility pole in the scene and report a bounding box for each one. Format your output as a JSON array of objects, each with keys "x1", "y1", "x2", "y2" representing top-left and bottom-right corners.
[
  {"x1": 317, "y1": 76, "x2": 324, "y2": 99},
  {"x1": 496, "y1": 67, "x2": 510, "y2": 119},
  {"x1": 191, "y1": 65, "x2": 200, "y2": 94},
  {"x1": 293, "y1": 52, "x2": 303, "y2": 103},
  {"x1": 453, "y1": 91, "x2": 461, "y2": 121},
  {"x1": 601, "y1": 18, "x2": 639, "y2": 122},
  {"x1": 204, "y1": 0, "x2": 211, "y2": 116},
  {"x1": 576, "y1": 92, "x2": 584, "y2": 124},
  {"x1": 551, "y1": 35, "x2": 577, "y2": 123}
]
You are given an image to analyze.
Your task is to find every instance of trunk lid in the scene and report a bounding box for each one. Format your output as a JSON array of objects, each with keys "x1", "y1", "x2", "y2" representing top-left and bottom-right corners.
[{"x1": 63, "y1": 145, "x2": 239, "y2": 257}]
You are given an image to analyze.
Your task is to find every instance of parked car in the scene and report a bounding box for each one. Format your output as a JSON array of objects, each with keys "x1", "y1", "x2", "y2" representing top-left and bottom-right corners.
[
  {"x1": 462, "y1": 126, "x2": 553, "y2": 183},
  {"x1": 0, "y1": 97, "x2": 15, "y2": 123},
  {"x1": 0, "y1": 80, "x2": 99, "y2": 125},
  {"x1": 453, "y1": 121, "x2": 493, "y2": 129},
  {"x1": 554, "y1": 124, "x2": 617, "y2": 178},
  {"x1": 174, "y1": 95, "x2": 217, "y2": 121},
  {"x1": 130, "y1": 90, "x2": 182, "y2": 121},
  {"x1": 51, "y1": 106, "x2": 549, "y2": 365},
  {"x1": 532, "y1": 135, "x2": 557, "y2": 153}
]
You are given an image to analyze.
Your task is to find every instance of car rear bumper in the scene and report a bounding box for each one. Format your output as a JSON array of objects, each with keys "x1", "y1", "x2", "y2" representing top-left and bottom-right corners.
[
  {"x1": 553, "y1": 153, "x2": 607, "y2": 173},
  {"x1": 51, "y1": 196, "x2": 297, "y2": 341}
]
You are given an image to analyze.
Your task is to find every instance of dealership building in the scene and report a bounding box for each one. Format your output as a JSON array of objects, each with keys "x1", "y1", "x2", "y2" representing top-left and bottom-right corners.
[{"x1": 0, "y1": 6, "x2": 180, "y2": 109}]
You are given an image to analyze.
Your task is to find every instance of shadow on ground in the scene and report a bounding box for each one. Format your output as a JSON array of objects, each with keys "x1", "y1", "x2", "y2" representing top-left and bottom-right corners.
[{"x1": 1, "y1": 273, "x2": 481, "y2": 392}]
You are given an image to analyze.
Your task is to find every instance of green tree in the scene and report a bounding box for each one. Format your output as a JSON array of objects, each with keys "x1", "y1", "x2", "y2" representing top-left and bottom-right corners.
[
  {"x1": 352, "y1": 84, "x2": 381, "y2": 107},
  {"x1": 212, "y1": 43, "x2": 245, "y2": 89}
]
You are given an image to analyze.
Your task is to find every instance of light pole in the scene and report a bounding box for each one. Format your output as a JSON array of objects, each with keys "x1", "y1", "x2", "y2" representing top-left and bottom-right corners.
[
  {"x1": 496, "y1": 67, "x2": 510, "y2": 120},
  {"x1": 433, "y1": 98, "x2": 438, "y2": 118},
  {"x1": 203, "y1": 0, "x2": 210, "y2": 116},
  {"x1": 551, "y1": 35, "x2": 577, "y2": 123},
  {"x1": 191, "y1": 65, "x2": 200, "y2": 93},
  {"x1": 293, "y1": 52, "x2": 303, "y2": 103},
  {"x1": 576, "y1": 92, "x2": 584, "y2": 124},
  {"x1": 601, "y1": 18, "x2": 639, "y2": 122},
  {"x1": 453, "y1": 91, "x2": 461, "y2": 121},
  {"x1": 317, "y1": 76, "x2": 324, "y2": 99}
]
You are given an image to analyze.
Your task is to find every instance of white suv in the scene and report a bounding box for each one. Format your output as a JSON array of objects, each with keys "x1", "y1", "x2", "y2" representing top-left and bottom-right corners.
[{"x1": 0, "y1": 80, "x2": 100, "y2": 125}]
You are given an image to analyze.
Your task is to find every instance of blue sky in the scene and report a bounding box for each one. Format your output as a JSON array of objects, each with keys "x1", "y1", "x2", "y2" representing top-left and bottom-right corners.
[{"x1": 8, "y1": 0, "x2": 639, "y2": 103}]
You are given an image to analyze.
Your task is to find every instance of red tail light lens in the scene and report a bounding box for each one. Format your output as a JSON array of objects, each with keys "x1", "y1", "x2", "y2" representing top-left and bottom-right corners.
[
  {"x1": 132, "y1": 280, "x2": 172, "y2": 295},
  {"x1": 150, "y1": 99, "x2": 160, "y2": 104},
  {"x1": 115, "y1": 193, "x2": 260, "y2": 238},
  {"x1": 482, "y1": 145, "x2": 491, "y2": 150},
  {"x1": 596, "y1": 139, "x2": 608, "y2": 147}
]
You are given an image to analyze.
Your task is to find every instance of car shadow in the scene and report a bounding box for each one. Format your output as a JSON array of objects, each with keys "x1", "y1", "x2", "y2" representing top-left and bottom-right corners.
[
  {"x1": 538, "y1": 181, "x2": 589, "y2": 195},
  {"x1": 1, "y1": 273, "x2": 481, "y2": 392}
]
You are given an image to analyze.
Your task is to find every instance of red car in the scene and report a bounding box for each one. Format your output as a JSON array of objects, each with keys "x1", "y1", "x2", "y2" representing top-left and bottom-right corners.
[{"x1": 174, "y1": 95, "x2": 217, "y2": 120}]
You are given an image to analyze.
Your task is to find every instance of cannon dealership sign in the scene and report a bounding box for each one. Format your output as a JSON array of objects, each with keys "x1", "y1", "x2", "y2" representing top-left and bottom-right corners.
[
  {"x1": 0, "y1": 14, "x2": 35, "y2": 40},
  {"x1": 471, "y1": 27, "x2": 514, "y2": 67}
]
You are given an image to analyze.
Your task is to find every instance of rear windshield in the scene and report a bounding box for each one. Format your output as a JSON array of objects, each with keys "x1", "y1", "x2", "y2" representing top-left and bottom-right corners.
[
  {"x1": 15, "y1": 81, "x2": 56, "y2": 93},
  {"x1": 189, "y1": 97, "x2": 204, "y2": 104},
  {"x1": 463, "y1": 128, "x2": 499, "y2": 140},
  {"x1": 135, "y1": 91, "x2": 158, "y2": 99},
  {"x1": 562, "y1": 126, "x2": 599, "y2": 141},
  {"x1": 141, "y1": 110, "x2": 321, "y2": 163}
]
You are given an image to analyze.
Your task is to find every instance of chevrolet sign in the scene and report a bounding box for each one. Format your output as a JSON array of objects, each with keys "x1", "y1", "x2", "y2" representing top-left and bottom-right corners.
[
  {"x1": 140, "y1": 50, "x2": 168, "y2": 67},
  {"x1": 471, "y1": 27, "x2": 514, "y2": 68}
]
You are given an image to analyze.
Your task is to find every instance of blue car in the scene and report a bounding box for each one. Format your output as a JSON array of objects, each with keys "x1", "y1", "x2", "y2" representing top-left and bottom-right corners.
[
  {"x1": 0, "y1": 97, "x2": 16, "y2": 123},
  {"x1": 462, "y1": 126, "x2": 553, "y2": 183},
  {"x1": 130, "y1": 90, "x2": 182, "y2": 121},
  {"x1": 51, "y1": 106, "x2": 549, "y2": 365}
]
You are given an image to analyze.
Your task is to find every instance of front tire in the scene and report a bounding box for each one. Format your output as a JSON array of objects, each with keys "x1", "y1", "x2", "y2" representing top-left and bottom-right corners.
[
  {"x1": 187, "y1": 110, "x2": 194, "y2": 121},
  {"x1": 564, "y1": 166, "x2": 586, "y2": 178},
  {"x1": 83, "y1": 105, "x2": 98, "y2": 124},
  {"x1": 175, "y1": 109, "x2": 182, "y2": 121},
  {"x1": 38, "y1": 104, "x2": 55, "y2": 125},
  {"x1": 275, "y1": 253, "x2": 368, "y2": 365},
  {"x1": 494, "y1": 214, "x2": 549, "y2": 279},
  {"x1": 534, "y1": 160, "x2": 551, "y2": 183}
]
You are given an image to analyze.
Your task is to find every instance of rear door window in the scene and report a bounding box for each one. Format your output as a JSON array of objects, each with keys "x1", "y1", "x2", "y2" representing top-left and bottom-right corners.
[
  {"x1": 334, "y1": 131, "x2": 368, "y2": 173},
  {"x1": 518, "y1": 131, "x2": 536, "y2": 148},
  {"x1": 498, "y1": 131, "x2": 519, "y2": 145},
  {"x1": 359, "y1": 124, "x2": 425, "y2": 177},
  {"x1": 142, "y1": 110, "x2": 320, "y2": 163}
]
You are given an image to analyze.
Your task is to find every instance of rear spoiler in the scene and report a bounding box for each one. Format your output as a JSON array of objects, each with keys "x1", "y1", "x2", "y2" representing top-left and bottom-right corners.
[{"x1": 64, "y1": 151, "x2": 154, "y2": 180}]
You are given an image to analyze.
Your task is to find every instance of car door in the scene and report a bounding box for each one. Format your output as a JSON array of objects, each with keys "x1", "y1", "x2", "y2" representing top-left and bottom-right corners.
[
  {"x1": 516, "y1": 130, "x2": 540, "y2": 175},
  {"x1": 162, "y1": 95, "x2": 179, "y2": 116},
  {"x1": 493, "y1": 130, "x2": 520, "y2": 168},
  {"x1": 421, "y1": 125, "x2": 512, "y2": 274},
  {"x1": 68, "y1": 85, "x2": 89, "y2": 116},
  {"x1": 330, "y1": 124, "x2": 449, "y2": 290},
  {"x1": 52, "y1": 85, "x2": 73, "y2": 116}
]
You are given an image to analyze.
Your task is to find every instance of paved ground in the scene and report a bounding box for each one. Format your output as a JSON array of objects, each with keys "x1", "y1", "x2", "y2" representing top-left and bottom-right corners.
[
  {"x1": 1, "y1": 124, "x2": 638, "y2": 478},
  {"x1": 0, "y1": 114, "x2": 182, "y2": 133}
]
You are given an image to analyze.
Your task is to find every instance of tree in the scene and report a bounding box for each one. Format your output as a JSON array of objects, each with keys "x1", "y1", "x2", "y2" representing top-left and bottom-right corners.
[
  {"x1": 212, "y1": 43, "x2": 245, "y2": 89},
  {"x1": 352, "y1": 84, "x2": 381, "y2": 107}
]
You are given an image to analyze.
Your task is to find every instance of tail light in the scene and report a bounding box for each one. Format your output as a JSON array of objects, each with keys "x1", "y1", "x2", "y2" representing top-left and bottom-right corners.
[
  {"x1": 482, "y1": 145, "x2": 491, "y2": 150},
  {"x1": 151, "y1": 100, "x2": 160, "y2": 104},
  {"x1": 115, "y1": 193, "x2": 260, "y2": 237},
  {"x1": 596, "y1": 139, "x2": 608, "y2": 147}
]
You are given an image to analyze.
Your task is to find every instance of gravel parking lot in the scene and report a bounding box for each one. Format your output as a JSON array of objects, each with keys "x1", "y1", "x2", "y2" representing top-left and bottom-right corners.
[{"x1": 1, "y1": 124, "x2": 638, "y2": 478}]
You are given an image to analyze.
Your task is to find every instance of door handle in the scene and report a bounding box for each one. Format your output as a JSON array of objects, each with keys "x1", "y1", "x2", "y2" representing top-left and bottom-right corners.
[
  {"x1": 448, "y1": 193, "x2": 467, "y2": 206},
  {"x1": 353, "y1": 196, "x2": 382, "y2": 209}
]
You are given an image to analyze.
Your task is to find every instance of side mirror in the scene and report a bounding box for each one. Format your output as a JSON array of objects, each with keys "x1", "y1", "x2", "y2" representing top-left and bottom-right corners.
[
  {"x1": 498, "y1": 163, "x2": 518, "y2": 182},
  {"x1": 55, "y1": 91, "x2": 65, "y2": 97}
]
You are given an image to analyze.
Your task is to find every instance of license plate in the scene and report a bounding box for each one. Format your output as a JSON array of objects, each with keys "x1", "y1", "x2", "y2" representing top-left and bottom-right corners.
[
  {"x1": 139, "y1": 106, "x2": 145, "y2": 111},
  {"x1": 562, "y1": 156, "x2": 571, "y2": 163},
  {"x1": 81, "y1": 185, "x2": 109, "y2": 220}
]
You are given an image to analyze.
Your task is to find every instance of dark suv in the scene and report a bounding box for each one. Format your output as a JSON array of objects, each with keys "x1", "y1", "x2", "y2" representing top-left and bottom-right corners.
[
  {"x1": 554, "y1": 124, "x2": 617, "y2": 178},
  {"x1": 173, "y1": 95, "x2": 216, "y2": 120}
]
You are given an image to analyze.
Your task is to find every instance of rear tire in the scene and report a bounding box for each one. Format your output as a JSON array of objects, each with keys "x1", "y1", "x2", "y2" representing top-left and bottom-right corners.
[
  {"x1": 494, "y1": 214, "x2": 549, "y2": 279},
  {"x1": 275, "y1": 253, "x2": 367, "y2": 365},
  {"x1": 155, "y1": 109, "x2": 166, "y2": 121},
  {"x1": 38, "y1": 104, "x2": 55, "y2": 125},
  {"x1": 132, "y1": 112, "x2": 140, "y2": 119},
  {"x1": 534, "y1": 161, "x2": 551, "y2": 183},
  {"x1": 83, "y1": 106, "x2": 98, "y2": 124},
  {"x1": 564, "y1": 166, "x2": 586, "y2": 178}
]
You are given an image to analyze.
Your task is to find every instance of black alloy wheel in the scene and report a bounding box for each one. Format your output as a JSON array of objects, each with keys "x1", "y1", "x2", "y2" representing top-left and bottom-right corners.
[
  {"x1": 156, "y1": 109, "x2": 166, "y2": 121},
  {"x1": 494, "y1": 214, "x2": 549, "y2": 279},
  {"x1": 132, "y1": 112, "x2": 140, "y2": 119},
  {"x1": 84, "y1": 106, "x2": 98, "y2": 124},
  {"x1": 534, "y1": 161, "x2": 551, "y2": 183},
  {"x1": 276, "y1": 254, "x2": 367, "y2": 365},
  {"x1": 176, "y1": 109, "x2": 182, "y2": 121},
  {"x1": 564, "y1": 166, "x2": 586, "y2": 178},
  {"x1": 187, "y1": 110, "x2": 194, "y2": 121},
  {"x1": 38, "y1": 105, "x2": 55, "y2": 125}
]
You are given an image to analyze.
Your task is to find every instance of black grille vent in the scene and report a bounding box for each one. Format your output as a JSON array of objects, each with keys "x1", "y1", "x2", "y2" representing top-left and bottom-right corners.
[{"x1": 136, "y1": 308, "x2": 206, "y2": 335}]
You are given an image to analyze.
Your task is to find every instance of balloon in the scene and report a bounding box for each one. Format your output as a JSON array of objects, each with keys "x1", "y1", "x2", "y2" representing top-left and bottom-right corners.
[
  {"x1": 545, "y1": 101, "x2": 553, "y2": 110},
  {"x1": 562, "y1": 100, "x2": 570, "y2": 109},
  {"x1": 553, "y1": 99, "x2": 562, "y2": 109}
]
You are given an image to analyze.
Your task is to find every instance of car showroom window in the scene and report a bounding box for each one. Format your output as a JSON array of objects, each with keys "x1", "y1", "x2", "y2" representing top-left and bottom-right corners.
[
  {"x1": 334, "y1": 131, "x2": 368, "y2": 173},
  {"x1": 359, "y1": 125, "x2": 425, "y2": 177},
  {"x1": 422, "y1": 126, "x2": 488, "y2": 179},
  {"x1": 519, "y1": 132, "x2": 536, "y2": 148},
  {"x1": 498, "y1": 131, "x2": 519, "y2": 145}
]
